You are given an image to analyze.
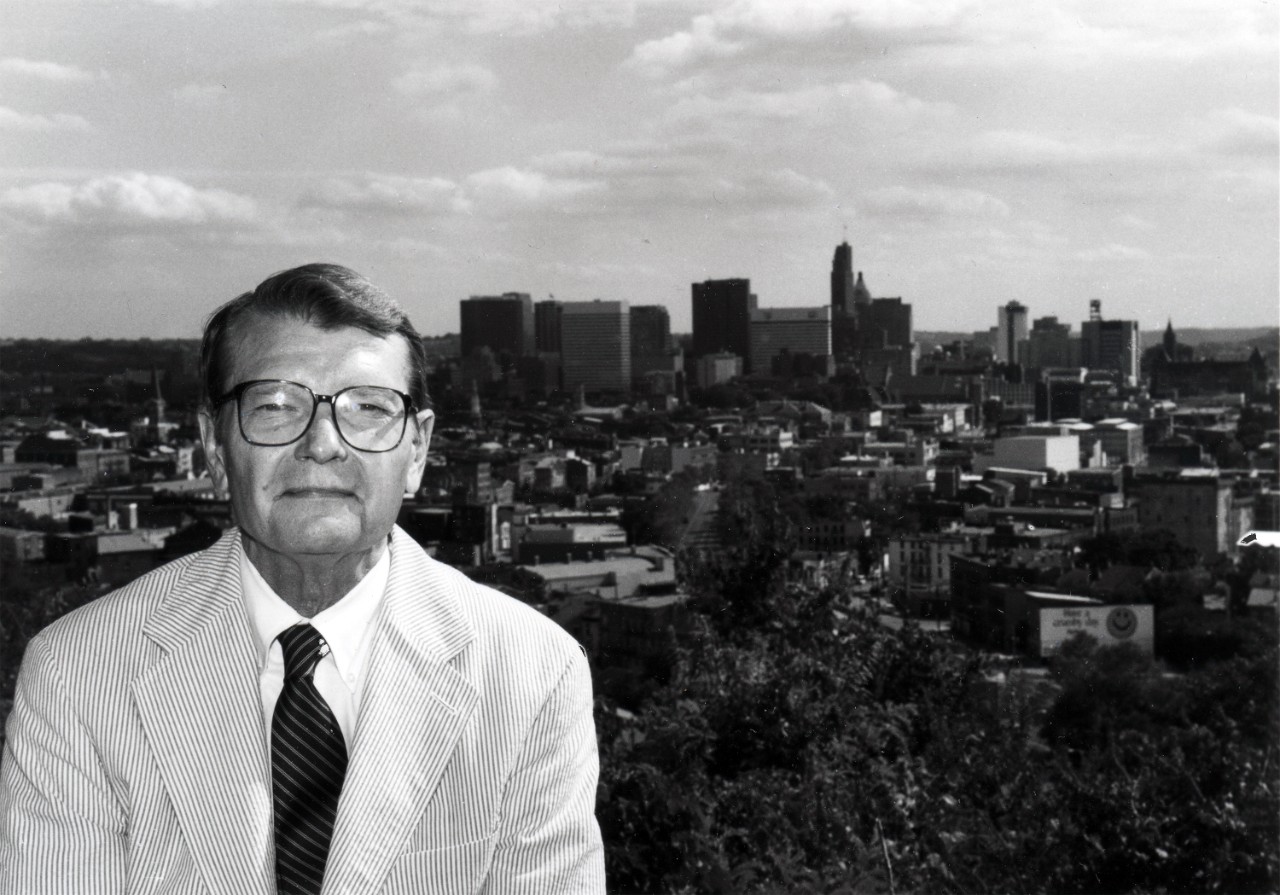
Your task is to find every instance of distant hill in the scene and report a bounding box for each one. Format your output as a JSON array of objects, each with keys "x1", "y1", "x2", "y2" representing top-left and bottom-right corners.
[
  {"x1": 1138, "y1": 327, "x2": 1278, "y2": 350},
  {"x1": 917, "y1": 328, "x2": 1278, "y2": 352}
]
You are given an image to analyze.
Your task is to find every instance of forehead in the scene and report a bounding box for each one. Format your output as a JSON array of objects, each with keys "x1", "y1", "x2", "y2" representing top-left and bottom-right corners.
[{"x1": 225, "y1": 314, "x2": 412, "y2": 389}]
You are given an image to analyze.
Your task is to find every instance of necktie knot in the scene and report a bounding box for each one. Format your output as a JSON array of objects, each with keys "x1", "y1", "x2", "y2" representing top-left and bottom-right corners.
[{"x1": 277, "y1": 623, "x2": 326, "y2": 682}]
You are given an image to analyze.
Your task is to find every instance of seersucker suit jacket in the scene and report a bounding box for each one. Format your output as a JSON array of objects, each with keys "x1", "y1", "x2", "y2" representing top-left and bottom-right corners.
[{"x1": 0, "y1": 526, "x2": 605, "y2": 894}]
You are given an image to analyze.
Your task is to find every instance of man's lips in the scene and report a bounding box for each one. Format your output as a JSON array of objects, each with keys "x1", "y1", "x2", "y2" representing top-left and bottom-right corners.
[{"x1": 279, "y1": 487, "x2": 358, "y2": 499}]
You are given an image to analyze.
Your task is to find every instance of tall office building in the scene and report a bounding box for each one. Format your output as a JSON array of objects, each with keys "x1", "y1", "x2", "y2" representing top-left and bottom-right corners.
[
  {"x1": 861, "y1": 297, "x2": 913, "y2": 349},
  {"x1": 692, "y1": 278, "x2": 756, "y2": 371},
  {"x1": 460, "y1": 293, "x2": 534, "y2": 360},
  {"x1": 996, "y1": 301, "x2": 1029, "y2": 364},
  {"x1": 831, "y1": 242, "x2": 872, "y2": 358},
  {"x1": 1025, "y1": 316, "x2": 1076, "y2": 370},
  {"x1": 750, "y1": 307, "x2": 832, "y2": 373},
  {"x1": 1081, "y1": 299, "x2": 1139, "y2": 384},
  {"x1": 629, "y1": 305, "x2": 670, "y2": 356},
  {"x1": 534, "y1": 300, "x2": 563, "y2": 353},
  {"x1": 630, "y1": 304, "x2": 677, "y2": 382},
  {"x1": 831, "y1": 241, "x2": 855, "y2": 317},
  {"x1": 561, "y1": 300, "x2": 631, "y2": 393}
]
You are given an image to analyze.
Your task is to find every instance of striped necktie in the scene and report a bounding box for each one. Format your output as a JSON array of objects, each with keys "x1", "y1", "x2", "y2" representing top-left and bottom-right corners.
[{"x1": 272, "y1": 623, "x2": 348, "y2": 895}]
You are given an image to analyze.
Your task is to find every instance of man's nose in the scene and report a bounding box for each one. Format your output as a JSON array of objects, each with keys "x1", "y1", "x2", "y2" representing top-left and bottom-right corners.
[{"x1": 296, "y1": 403, "x2": 348, "y2": 462}]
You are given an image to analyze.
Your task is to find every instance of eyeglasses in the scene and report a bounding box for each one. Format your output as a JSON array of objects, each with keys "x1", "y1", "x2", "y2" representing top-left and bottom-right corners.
[{"x1": 215, "y1": 379, "x2": 417, "y2": 453}]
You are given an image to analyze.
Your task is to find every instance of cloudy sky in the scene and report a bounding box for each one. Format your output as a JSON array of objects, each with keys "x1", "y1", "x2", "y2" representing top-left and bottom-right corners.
[{"x1": 2, "y1": 0, "x2": 1276, "y2": 340}]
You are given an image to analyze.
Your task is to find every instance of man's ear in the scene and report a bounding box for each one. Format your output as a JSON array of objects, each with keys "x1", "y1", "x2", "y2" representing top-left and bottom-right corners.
[
  {"x1": 404, "y1": 408, "x2": 435, "y2": 493},
  {"x1": 198, "y1": 408, "x2": 229, "y2": 496}
]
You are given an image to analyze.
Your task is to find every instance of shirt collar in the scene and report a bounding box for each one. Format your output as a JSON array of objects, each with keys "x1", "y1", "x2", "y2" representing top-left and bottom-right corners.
[{"x1": 240, "y1": 544, "x2": 390, "y2": 684}]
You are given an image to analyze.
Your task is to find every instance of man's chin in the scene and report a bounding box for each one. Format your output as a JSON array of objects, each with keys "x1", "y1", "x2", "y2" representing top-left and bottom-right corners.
[{"x1": 247, "y1": 522, "x2": 377, "y2": 560}]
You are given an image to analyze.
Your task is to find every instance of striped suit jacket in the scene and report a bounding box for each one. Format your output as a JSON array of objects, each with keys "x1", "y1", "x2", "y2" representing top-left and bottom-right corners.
[{"x1": 0, "y1": 527, "x2": 605, "y2": 894}]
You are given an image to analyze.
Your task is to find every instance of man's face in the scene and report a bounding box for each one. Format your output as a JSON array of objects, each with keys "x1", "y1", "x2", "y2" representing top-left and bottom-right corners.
[{"x1": 198, "y1": 316, "x2": 433, "y2": 562}]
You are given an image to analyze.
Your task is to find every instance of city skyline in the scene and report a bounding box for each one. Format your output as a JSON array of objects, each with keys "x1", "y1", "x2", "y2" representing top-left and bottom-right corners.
[{"x1": 2, "y1": 1, "x2": 1276, "y2": 340}]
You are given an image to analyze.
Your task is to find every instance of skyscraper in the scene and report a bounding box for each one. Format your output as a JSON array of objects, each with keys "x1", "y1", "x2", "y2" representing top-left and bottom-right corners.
[
  {"x1": 1081, "y1": 299, "x2": 1139, "y2": 384},
  {"x1": 561, "y1": 300, "x2": 631, "y2": 393},
  {"x1": 996, "y1": 301, "x2": 1029, "y2": 364},
  {"x1": 535, "y1": 299, "x2": 563, "y2": 353},
  {"x1": 629, "y1": 305, "x2": 671, "y2": 357},
  {"x1": 460, "y1": 293, "x2": 534, "y2": 360},
  {"x1": 831, "y1": 241, "x2": 855, "y2": 317},
  {"x1": 691, "y1": 278, "x2": 755, "y2": 371},
  {"x1": 750, "y1": 307, "x2": 832, "y2": 373},
  {"x1": 831, "y1": 242, "x2": 871, "y2": 358},
  {"x1": 862, "y1": 297, "x2": 913, "y2": 349},
  {"x1": 1025, "y1": 316, "x2": 1075, "y2": 369}
]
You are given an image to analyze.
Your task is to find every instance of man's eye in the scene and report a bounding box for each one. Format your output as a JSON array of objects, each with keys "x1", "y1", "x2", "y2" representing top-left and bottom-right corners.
[
  {"x1": 352, "y1": 402, "x2": 395, "y2": 417},
  {"x1": 252, "y1": 400, "x2": 300, "y2": 414}
]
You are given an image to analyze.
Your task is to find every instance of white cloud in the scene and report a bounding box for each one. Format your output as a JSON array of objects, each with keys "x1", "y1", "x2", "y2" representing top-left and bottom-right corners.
[
  {"x1": 1202, "y1": 108, "x2": 1279, "y2": 158},
  {"x1": 302, "y1": 174, "x2": 471, "y2": 215},
  {"x1": 0, "y1": 58, "x2": 100, "y2": 83},
  {"x1": 172, "y1": 83, "x2": 230, "y2": 106},
  {"x1": 626, "y1": 0, "x2": 975, "y2": 79},
  {"x1": 0, "y1": 106, "x2": 92, "y2": 132},
  {"x1": 429, "y1": 0, "x2": 638, "y2": 33},
  {"x1": 926, "y1": 129, "x2": 1164, "y2": 177},
  {"x1": 717, "y1": 0, "x2": 973, "y2": 36},
  {"x1": 627, "y1": 14, "x2": 744, "y2": 78},
  {"x1": 465, "y1": 166, "x2": 604, "y2": 207},
  {"x1": 708, "y1": 168, "x2": 834, "y2": 209},
  {"x1": 312, "y1": 18, "x2": 394, "y2": 44},
  {"x1": 1076, "y1": 242, "x2": 1152, "y2": 262},
  {"x1": 968, "y1": 130, "x2": 1111, "y2": 167},
  {"x1": 0, "y1": 173, "x2": 258, "y2": 228},
  {"x1": 1116, "y1": 213, "x2": 1156, "y2": 232},
  {"x1": 863, "y1": 185, "x2": 1010, "y2": 220},
  {"x1": 664, "y1": 79, "x2": 950, "y2": 131},
  {"x1": 393, "y1": 62, "x2": 497, "y2": 97},
  {"x1": 275, "y1": 0, "x2": 636, "y2": 34},
  {"x1": 629, "y1": 0, "x2": 1275, "y2": 88},
  {"x1": 138, "y1": 0, "x2": 222, "y2": 7}
]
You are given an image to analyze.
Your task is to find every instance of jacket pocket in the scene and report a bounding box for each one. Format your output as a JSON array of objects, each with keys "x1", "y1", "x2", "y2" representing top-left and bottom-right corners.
[{"x1": 383, "y1": 838, "x2": 492, "y2": 894}]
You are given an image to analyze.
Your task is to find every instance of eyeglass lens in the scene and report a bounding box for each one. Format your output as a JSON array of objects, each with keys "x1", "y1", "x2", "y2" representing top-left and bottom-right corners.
[{"x1": 238, "y1": 381, "x2": 407, "y2": 451}]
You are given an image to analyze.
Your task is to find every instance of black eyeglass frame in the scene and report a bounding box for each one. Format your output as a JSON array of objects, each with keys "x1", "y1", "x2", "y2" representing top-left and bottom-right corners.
[{"x1": 213, "y1": 379, "x2": 419, "y2": 454}]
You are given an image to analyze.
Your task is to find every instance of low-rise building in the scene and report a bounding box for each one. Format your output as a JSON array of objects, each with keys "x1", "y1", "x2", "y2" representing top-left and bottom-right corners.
[
  {"x1": 888, "y1": 530, "x2": 975, "y2": 617},
  {"x1": 981, "y1": 434, "x2": 1079, "y2": 474},
  {"x1": 512, "y1": 522, "x2": 628, "y2": 565},
  {"x1": 0, "y1": 528, "x2": 46, "y2": 563},
  {"x1": 1130, "y1": 470, "x2": 1244, "y2": 558},
  {"x1": 1093, "y1": 418, "x2": 1145, "y2": 466}
]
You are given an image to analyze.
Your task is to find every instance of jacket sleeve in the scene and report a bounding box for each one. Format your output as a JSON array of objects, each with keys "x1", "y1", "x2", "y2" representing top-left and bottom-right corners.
[
  {"x1": 0, "y1": 633, "x2": 127, "y2": 894},
  {"x1": 481, "y1": 646, "x2": 605, "y2": 895}
]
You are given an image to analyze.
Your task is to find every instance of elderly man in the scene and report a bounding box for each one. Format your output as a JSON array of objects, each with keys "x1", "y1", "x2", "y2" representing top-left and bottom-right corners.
[{"x1": 0, "y1": 264, "x2": 605, "y2": 893}]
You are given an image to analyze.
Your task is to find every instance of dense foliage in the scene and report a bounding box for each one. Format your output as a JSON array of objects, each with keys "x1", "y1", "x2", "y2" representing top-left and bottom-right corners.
[{"x1": 596, "y1": 492, "x2": 1280, "y2": 893}]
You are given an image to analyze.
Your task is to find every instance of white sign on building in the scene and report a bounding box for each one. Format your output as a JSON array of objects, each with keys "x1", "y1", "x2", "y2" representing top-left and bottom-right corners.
[{"x1": 1037, "y1": 604, "x2": 1154, "y2": 657}]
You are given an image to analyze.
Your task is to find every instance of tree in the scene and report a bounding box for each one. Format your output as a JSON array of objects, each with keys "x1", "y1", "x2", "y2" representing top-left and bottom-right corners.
[
  {"x1": 1123, "y1": 528, "x2": 1199, "y2": 571},
  {"x1": 598, "y1": 559, "x2": 1280, "y2": 894}
]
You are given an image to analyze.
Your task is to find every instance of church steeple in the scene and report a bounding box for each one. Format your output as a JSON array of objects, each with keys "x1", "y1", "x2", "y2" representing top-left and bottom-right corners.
[
  {"x1": 853, "y1": 271, "x2": 871, "y2": 306},
  {"x1": 1162, "y1": 319, "x2": 1177, "y2": 360}
]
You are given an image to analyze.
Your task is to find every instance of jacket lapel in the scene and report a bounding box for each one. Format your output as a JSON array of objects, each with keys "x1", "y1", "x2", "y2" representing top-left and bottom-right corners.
[
  {"x1": 323, "y1": 528, "x2": 479, "y2": 895},
  {"x1": 131, "y1": 530, "x2": 275, "y2": 894}
]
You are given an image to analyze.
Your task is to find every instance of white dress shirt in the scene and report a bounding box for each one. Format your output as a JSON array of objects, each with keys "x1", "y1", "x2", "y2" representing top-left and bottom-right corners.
[{"x1": 240, "y1": 546, "x2": 389, "y2": 749}]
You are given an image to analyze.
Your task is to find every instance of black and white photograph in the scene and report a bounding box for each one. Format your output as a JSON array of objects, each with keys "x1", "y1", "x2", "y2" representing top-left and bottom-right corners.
[{"x1": 2, "y1": 1, "x2": 1277, "y2": 892}]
